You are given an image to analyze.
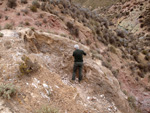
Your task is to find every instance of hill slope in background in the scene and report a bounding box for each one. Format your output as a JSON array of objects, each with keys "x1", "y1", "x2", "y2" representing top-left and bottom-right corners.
[
  {"x1": 0, "y1": 0, "x2": 150, "y2": 113},
  {"x1": 72, "y1": 0, "x2": 126, "y2": 9}
]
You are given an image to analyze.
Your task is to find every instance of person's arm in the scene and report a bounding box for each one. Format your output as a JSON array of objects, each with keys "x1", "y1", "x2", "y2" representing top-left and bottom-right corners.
[{"x1": 83, "y1": 50, "x2": 86, "y2": 56}]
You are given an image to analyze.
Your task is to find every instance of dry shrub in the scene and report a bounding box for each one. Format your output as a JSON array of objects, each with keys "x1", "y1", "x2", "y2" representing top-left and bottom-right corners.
[
  {"x1": 108, "y1": 45, "x2": 117, "y2": 54},
  {"x1": 0, "y1": 84, "x2": 17, "y2": 99},
  {"x1": 0, "y1": 14, "x2": 2, "y2": 19},
  {"x1": 116, "y1": 29, "x2": 126, "y2": 38},
  {"x1": 4, "y1": 23, "x2": 13, "y2": 29},
  {"x1": 7, "y1": 0, "x2": 17, "y2": 8},
  {"x1": 30, "y1": 5, "x2": 37, "y2": 12},
  {"x1": 0, "y1": 32, "x2": 3, "y2": 37},
  {"x1": 66, "y1": 22, "x2": 79, "y2": 37},
  {"x1": 41, "y1": 2, "x2": 46, "y2": 11},
  {"x1": 112, "y1": 69, "x2": 119, "y2": 78},
  {"x1": 21, "y1": 0, "x2": 28, "y2": 4},
  {"x1": 21, "y1": 9, "x2": 29, "y2": 14},
  {"x1": 102, "y1": 61, "x2": 112, "y2": 70},
  {"x1": 19, "y1": 55, "x2": 40, "y2": 76},
  {"x1": 36, "y1": 105, "x2": 59, "y2": 113},
  {"x1": 128, "y1": 96, "x2": 136, "y2": 109},
  {"x1": 32, "y1": 0, "x2": 40, "y2": 8}
]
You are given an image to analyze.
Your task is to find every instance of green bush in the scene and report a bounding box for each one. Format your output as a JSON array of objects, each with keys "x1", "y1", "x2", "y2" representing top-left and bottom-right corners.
[
  {"x1": 7, "y1": 0, "x2": 17, "y2": 8},
  {"x1": 36, "y1": 105, "x2": 59, "y2": 113},
  {"x1": 0, "y1": 84, "x2": 17, "y2": 99},
  {"x1": 19, "y1": 55, "x2": 40, "y2": 76}
]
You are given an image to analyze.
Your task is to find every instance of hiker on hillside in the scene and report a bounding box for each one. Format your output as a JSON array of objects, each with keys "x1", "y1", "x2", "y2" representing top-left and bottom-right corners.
[{"x1": 72, "y1": 44, "x2": 86, "y2": 83}]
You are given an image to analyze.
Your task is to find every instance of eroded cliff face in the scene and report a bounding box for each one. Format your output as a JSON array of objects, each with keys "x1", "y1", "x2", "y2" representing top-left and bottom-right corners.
[{"x1": 0, "y1": 28, "x2": 134, "y2": 113}]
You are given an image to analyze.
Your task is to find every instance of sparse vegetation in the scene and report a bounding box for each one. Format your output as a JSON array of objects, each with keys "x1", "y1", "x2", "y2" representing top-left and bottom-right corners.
[
  {"x1": 123, "y1": 90, "x2": 127, "y2": 95},
  {"x1": 0, "y1": 32, "x2": 3, "y2": 37},
  {"x1": 25, "y1": 21, "x2": 30, "y2": 26},
  {"x1": 112, "y1": 69, "x2": 119, "y2": 78},
  {"x1": 5, "y1": 16, "x2": 8, "y2": 20},
  {"x1": 19, "y1": 55, "x2": 40, "y2": 76},
  {"x1": 108, "y1": 45, "x2": 117, "y2": 54},
  {"x1": 30, "y1": 27, "x2": 35, "y2": 31},
  {"x1": 36, "y1": 105, "x2": 59, "y2": 113},
  {"x1": 30, "y1": 5, "x2": 37, "y2": 12},
  {"x1": 0, "y1": 14, "x2": 2, "y2": 19},
  {"x1": 16, "y1": 12, "x2": 20, "y2": 16},
  {"x1": 0, "y1": 84, "x2": 17, "y2": 99},
  {"x1": 128, "y1": 96, "x2": 136, "y2": 109},
  {"x1": 7, "y1": 0, "x2": 17, "y2": 8},
  {"x1": 41, "y1": 3, "x2": 46, "y2": 11},
  {"x1": 21, "y1": 0, "x2": 28, "y2": 4},
  {"x1": 116, "y1": 29, "x2": 126, "y2": 38},
  {"x1": 102, "y1": 61, "x2": 112, "y2": 70},
  {"x1": 66, "y1": 22, "x2": 79, "y2": 37},
  {"x1": 21, "y1": 9, "x2": 29, "y2": 14},
  {"x1": 4, "y1": 23, "x2": 13, "y2": 29},
  {"x1": 32, "y1": 0, "x2": 40, "y2": 8},
  {"x1": 127, "y1": 96, "x2": 141, "y2": 113},
  {"x1": 142, "y1": 6, "x2": 150, "y2": 29},
  {"x1": 43, "y1": 19, "x2": 47, "y2": 23}
]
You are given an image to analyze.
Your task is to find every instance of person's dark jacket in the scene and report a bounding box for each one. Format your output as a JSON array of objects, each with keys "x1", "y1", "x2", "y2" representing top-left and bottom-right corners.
[{"x1": 73, "y1": 49, "x2": 86, "y2": 62}]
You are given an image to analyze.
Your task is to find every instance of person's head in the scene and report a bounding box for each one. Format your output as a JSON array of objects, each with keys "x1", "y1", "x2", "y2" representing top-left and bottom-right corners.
[{"x1": 74, "y1": 44, "x2": 79, "y2": 49}]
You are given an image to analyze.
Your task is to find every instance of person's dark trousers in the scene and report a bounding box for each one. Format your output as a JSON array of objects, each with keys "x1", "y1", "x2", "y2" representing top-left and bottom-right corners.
[{"x1": 72, "y1": 62, "x2": 83, "y2": 81}]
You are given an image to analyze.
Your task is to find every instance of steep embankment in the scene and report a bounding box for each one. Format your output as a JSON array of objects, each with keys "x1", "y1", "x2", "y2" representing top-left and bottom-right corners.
[{"x1": 0, "y1": 28, "x2": 133, "y2": 113}]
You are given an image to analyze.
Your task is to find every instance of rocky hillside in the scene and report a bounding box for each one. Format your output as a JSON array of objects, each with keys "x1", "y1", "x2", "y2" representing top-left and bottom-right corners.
[
  {"x1": 106, "y1": 0, "x2": 150, "y2": 36},
  {"x1": 0, "y1": 0, "x2": 150, "y2": 113},
  {"x1": 0, "y1": 28, "x2": 132, "y2": 113},
  {"x1": 72, "y1": 0, "x2": 128, "y2": 9}
]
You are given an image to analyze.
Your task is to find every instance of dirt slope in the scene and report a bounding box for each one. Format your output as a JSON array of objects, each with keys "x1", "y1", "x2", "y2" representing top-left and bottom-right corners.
[{"x1": 0, "y1": 28, "x2": 133, "y2": 113}]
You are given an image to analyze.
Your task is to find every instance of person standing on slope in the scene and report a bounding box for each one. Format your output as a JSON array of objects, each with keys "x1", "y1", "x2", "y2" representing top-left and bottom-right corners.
[{"x1": 72, "y1": 44, "x2": 86, "y2": 83}]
